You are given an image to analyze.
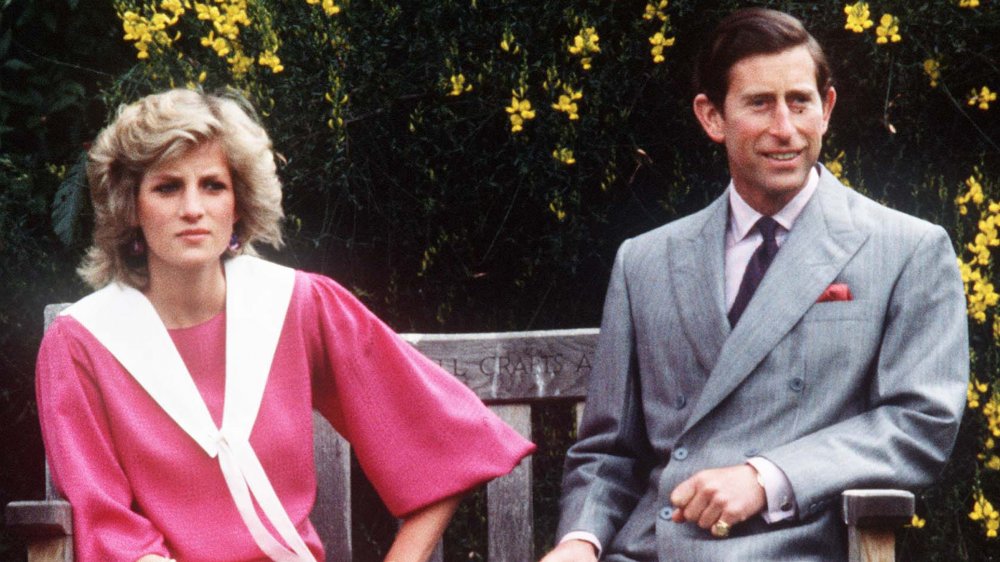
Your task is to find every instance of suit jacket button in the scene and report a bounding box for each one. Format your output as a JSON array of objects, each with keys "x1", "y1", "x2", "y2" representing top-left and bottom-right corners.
[
  {"x1": 789, "y1": 377, "x2": 805, "y2": 391},
  {"x1": 675, "y1": 395, "x2": 687, "y2": 409},
  {"x1": 659, "y1": 507, "x2": 674, "y2": 520},
  {"x1": 744, "y1": 448, "x2": 760, "y2": 457},
  {"x1": 673, "y1": 447, "x2": 689, "y2": 460}
]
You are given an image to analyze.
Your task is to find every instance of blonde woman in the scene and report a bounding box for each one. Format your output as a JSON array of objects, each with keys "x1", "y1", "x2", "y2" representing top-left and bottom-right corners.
[{"x1": 36, "y1": 89, "x2": 534, "y2": 562}]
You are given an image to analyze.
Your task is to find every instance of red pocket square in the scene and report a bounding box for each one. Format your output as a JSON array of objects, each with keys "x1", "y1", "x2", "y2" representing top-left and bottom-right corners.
[{"x1": 817, "y1": 283, "x2": 853, "y2": 303}]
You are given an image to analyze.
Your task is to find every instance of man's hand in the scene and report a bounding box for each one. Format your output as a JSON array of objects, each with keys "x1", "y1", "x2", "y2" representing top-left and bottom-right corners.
[
  {"x1": 539, "y1": 539, "x2": 599, "y2": 562},
  {"x1": 669, "y1": 464, "x2": 766, "y2": 530}
]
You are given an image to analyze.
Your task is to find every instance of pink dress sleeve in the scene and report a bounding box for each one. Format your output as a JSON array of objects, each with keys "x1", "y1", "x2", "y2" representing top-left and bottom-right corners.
[
  {"x1": 303, "y1": 273, "x2": 536, "y2": 517},
  {"x1": 35, "y1": 318, "x2": 171, "y2": 561}
]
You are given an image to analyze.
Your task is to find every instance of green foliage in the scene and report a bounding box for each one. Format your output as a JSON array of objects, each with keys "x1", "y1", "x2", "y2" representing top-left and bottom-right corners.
[
  {"x1": 0, "y1": 2, "x2": 127, "y2": 559},
  {"x1": 0, "y1": 153, "x2": 82, "y2": 562}
]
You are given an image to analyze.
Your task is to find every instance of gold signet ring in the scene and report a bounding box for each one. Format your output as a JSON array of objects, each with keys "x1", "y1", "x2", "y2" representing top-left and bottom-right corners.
[{"x1": 710, "y1": 520, "x2": 731, "y2": 538}]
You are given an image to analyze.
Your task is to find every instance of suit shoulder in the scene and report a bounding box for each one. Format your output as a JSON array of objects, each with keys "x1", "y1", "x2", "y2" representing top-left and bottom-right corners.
[{"x1": 841, "y1": 186, "x2": 946, "y2": 241}]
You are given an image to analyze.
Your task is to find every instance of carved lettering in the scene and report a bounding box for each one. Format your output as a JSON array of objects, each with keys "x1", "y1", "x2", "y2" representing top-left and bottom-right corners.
[
  {"x1": 576, "y1": 353, "x2": 592, "y2": 374},
  {"x1": 550, "y1": 353, "x2": 564, "y2": 375},
  {"x1": 430, "y1": 357, "x2": 467, "y2": 377}
]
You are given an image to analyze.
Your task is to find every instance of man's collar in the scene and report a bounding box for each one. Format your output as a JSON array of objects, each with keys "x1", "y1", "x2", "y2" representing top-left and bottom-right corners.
[{"x1": 728, "y1": 165, "x2": 820, "y2": 241}]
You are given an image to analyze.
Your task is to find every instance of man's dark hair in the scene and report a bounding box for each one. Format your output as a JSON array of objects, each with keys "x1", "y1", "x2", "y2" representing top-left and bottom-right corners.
[{"x1": 693, "y1": 8, "x2": 833, "y2": 111}]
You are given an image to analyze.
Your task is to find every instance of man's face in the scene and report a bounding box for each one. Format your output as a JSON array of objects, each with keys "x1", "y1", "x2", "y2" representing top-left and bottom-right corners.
[{"x1": 693, "y1": 45, "x2": 836, "y2": 215}]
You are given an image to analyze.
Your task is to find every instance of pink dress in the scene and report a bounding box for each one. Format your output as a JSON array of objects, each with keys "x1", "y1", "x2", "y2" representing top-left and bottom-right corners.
[{"x1": 36, "y1": 270, "x2": 535, "y2": 561}]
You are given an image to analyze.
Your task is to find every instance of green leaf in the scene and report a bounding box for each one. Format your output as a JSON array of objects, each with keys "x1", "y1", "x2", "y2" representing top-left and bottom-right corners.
[
  {"x1": 0, "y1": 29, "x2": 12, "y2": 59},
  {"x1": 2, "y1": 58, "x2": 33, "y2": 72},
  {"x1": 52, "y1": 152, "x2": 87, "y2": 246},
  {"x1": 48, "y1": 82, "x2": 85, "y2": 113}
]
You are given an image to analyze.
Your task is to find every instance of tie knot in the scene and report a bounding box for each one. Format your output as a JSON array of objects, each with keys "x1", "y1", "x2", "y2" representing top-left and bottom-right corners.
[{"x1": 756, "y1": 216, "x2": 779, "y2": 242}]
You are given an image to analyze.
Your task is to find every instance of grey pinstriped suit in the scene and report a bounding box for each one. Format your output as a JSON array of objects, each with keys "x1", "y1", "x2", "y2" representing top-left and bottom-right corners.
[{"x1": 557, "y1": 166, "x2": 968, "y2": 561}]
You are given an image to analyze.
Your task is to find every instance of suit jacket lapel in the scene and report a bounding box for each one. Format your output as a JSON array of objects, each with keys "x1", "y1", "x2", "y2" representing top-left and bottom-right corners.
[
  {"x1": 668, "y1": 193, "x2": 730, "y2": 375},
  {"x1": 682, "y1": 171, "x2": 869, "y2": 433}
]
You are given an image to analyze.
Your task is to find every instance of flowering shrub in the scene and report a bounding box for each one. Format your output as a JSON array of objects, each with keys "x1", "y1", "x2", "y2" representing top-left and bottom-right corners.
[{"x1": 954, "y1": 168, "x2": 1000, "y2": 549}]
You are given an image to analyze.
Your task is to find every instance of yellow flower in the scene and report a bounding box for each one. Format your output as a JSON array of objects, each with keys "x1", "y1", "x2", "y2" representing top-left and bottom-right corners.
[
  {"x1": 970, "y1": 379, "x2": 990, "y2": 408},
  {"x1": 227, "y1": 51, "x2": 254, "y2": 76},
  {"x1": 956, "y1": 171, "x2": 1000, "y2": 323},
  {"x1": 960, "y1": 0, "x2": 980, "y2": 7},
  {"x1": 551, "y1": 85, "x2": 583, "y2": 120},
  {"x1": 649, "y1": 30, "x2": 675, "y2": 64},
  {"x1": 824, "y1": 151, "x2": 852, "y2": 187},
  {"x1": 970, "y1": 492, "x2": 1000, "y2": 538},
  {"x1": 908, "y1": 514, "x2": 926, "y2": 529},
  {"x1": 987, "y1": 455, "x2": 1000, "y2": 470},
  {"x1": 549, "y1": 202, "x2": 567, "y2": 220},
  {"x1": 969, "y1": 86, "x2": 998, "y2": 111},
  {"x1": 200, "y1": 31, "x2": 231, "y2": 57},
  {"x1": 500, "y1": 29, "x2": 519, "y2": 54},
  {"x1": 195, "y1": 3, "x2": 220, "y2": 22},
  {"x1": 320, "y1": 0, "x2": 341, "y2": 16},
  {"x1": 505, "y1": 93, "x2": 535, "y2": 133},
  {"x1": 120, "y1": 5, "x2": 185, "y2": 60},
  {"x1": 447, "y1": 73, "x2": 473, "y2": 96},
  {"x1": 923, "y1": 58, "x2": 941, "y2": 88},
  {"x1": 956, "y1": 173, "x2": 986, "y2": 215},
  {"x1": 844, "y1": 2, "x2": 874, "y2": 33},
  {"x1": 986, "y1": 392, "x2": 1000, "y2": 438},
  {"x1": 258, "y1": 50, "x2": 284, "y2": 73},
  {"x1": 552, "y1": 147, "x2": 576, "y2": 166},
  {"x1": 643, "y1": 0, "x2": 669, "y2": 22},
  {"x1": 875, "y1": 14, "x2": 901, "y2": 44},
  {"x1": 568, "y1": 27, "x2": 600, "y2": 70}
]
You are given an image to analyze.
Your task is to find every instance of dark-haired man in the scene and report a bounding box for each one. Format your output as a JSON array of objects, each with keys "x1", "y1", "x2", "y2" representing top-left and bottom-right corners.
[{"x1": 541, "y1": 8, "x2": 967, "y2": 561}]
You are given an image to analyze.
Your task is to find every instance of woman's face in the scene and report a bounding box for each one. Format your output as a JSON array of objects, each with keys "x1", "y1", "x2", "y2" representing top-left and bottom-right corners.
[{"x1": 136, "y1": 140, "x2": 238, "y2": 279}]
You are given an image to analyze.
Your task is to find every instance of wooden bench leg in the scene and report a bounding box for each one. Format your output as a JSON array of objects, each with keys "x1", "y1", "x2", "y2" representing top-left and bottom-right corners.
[
  {"x1": 848, "y1": 527, "x2": 895, "y2": 562},
  {"x1": 27, "y1": 537, "x2": 73, "y2": 562}
]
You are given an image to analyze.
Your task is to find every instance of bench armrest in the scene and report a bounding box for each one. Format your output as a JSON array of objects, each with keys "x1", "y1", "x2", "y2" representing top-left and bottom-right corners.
[
  {"x1": 5, "y1": 500, "x2": 73, "y2": 539},
  {"x1": 841, "y1": 489, "x2": 914, "y2": 562},
  {"x1": 842, "y1": 489, "x2": 915, "y2": 528}
]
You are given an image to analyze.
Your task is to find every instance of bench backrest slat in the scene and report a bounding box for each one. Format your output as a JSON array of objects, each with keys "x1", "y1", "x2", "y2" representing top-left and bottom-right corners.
[
  {"x1": 311, "y1": 412, "x2": 352, "y2": 560},
  {"x1": 486, "y1": 404, "x2": 535, "y2": 562},
  {"x1": 402, "y1": 329, "x2": 598, "y2": 402}
]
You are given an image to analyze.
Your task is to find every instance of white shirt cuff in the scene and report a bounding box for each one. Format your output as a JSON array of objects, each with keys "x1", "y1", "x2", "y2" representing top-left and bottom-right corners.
[
  {"x1": 747, "y1": 457, "x2": 797, "y2": 523},
  {"x1": 559, "y1": 531, "x2": 602, "y2": 557}
]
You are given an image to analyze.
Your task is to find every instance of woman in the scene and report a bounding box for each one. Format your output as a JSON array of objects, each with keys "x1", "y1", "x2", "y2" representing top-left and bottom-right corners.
[{"x1": 36, "y1": 89, "x2": 535, "y2": 562}]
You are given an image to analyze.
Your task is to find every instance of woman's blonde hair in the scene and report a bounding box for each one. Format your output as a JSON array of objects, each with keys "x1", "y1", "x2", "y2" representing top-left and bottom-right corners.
[{"x1": 79, "y1": 88, "x2": 284, "y2": 289}]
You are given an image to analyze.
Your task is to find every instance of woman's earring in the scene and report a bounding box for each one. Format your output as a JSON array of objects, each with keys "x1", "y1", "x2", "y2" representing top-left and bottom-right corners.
[
  {"x1": 228, "y1": 232, "x2": 241, "y2": 251},
  {"x1": 130, "y1": 231, "x2": 146, "y2": 256}
]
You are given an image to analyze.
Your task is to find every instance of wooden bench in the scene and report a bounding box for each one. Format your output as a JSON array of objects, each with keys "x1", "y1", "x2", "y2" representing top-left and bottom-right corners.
[{"x1": 6, "y1": 305, "x2": 913, "y2": 562}]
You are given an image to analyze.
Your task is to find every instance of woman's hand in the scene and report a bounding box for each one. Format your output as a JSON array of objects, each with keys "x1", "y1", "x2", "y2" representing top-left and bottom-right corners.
[{"x1": 384, "y1": 494, "x2": 463, "y2": 562}]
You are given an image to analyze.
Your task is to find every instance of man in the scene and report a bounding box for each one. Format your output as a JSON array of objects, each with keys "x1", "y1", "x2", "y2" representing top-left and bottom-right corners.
[{"x1": 540, "y1": 8, "x2": 968, "y2": 562}]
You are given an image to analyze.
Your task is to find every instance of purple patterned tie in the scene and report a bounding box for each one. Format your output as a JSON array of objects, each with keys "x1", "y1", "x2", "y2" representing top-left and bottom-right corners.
[{"x1": 728, "y1": 216, "x2": 780, "y2": 327}]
